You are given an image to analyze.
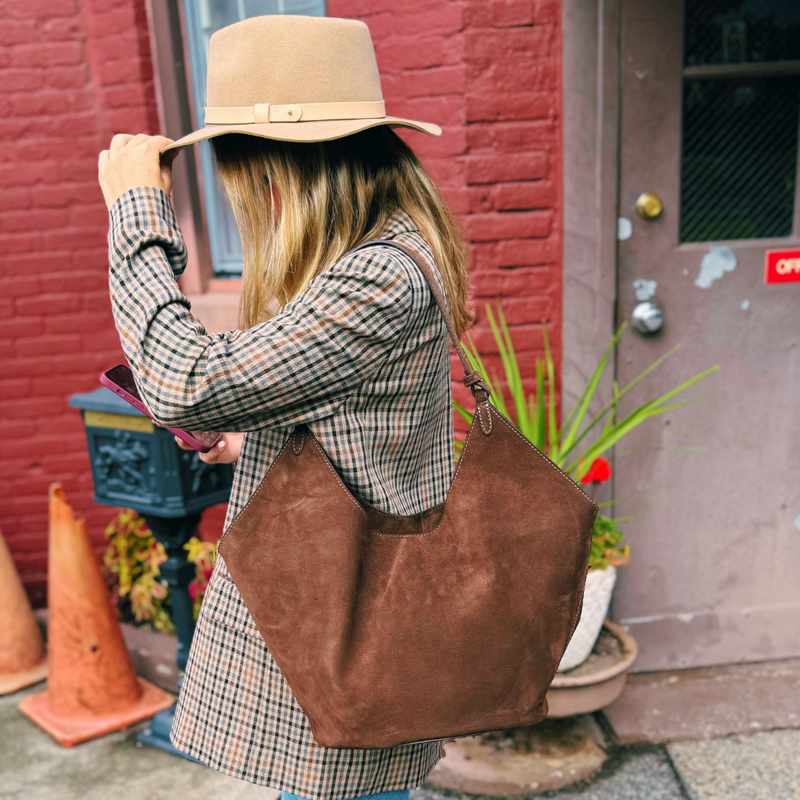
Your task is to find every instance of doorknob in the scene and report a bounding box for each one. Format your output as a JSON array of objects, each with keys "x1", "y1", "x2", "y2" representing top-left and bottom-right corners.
[
  {"x1": 632, "y1": 301, "x2": 663, "y2": 333},
  {"x1": 636, "y1": 191, "x2": 663, "y2": 220}
]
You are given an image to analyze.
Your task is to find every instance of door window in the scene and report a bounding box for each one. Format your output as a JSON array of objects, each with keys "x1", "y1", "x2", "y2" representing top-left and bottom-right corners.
[
  {"x1": 182, "y1": 0, "x2": 327, "y2": 275},
  {"x1": 680, "y1": 1, "x2": 800, "y2": 242}
]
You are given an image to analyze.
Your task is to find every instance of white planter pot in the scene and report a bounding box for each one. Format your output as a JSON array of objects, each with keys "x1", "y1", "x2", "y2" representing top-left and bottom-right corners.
[{"x1": 557, "y1": 565, "x2": 617, "y2": 672}]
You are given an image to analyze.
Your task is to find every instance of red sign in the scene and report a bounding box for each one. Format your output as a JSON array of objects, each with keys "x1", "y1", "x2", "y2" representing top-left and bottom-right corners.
[{"x1": 765, "y1": 249, "x2": 800, "y2": 284}]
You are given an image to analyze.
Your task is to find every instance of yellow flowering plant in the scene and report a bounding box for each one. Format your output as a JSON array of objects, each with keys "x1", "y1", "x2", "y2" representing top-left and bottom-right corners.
[{"x1": 102, "y1": 509, "x2": 217, "y2": 634}]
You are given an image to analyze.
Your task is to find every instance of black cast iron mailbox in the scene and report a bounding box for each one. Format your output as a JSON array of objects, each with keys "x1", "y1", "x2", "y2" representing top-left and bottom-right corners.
[
  {"x1": 69, "y1": 385, "x2": 233, "y2": 760},
  {"x1": 68, "y1": 386, "x2": 232, "y2": 516}
]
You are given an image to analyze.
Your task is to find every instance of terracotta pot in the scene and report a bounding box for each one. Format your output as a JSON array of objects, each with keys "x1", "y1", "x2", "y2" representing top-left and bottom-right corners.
[
  {"x1": 547, "y1": 619, "x2": 638, "y2": 718},
  {"x1": 557, "y1": 565, "x2": 617, "y2": 672},
  {"x1": 426, "y1": 621, "x2": 638, "y2": 796}
]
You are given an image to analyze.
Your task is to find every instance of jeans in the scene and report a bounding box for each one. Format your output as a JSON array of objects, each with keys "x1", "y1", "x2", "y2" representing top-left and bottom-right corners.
[{"x1": 280, "y1": 791, "x2": 410, "y2": 800}]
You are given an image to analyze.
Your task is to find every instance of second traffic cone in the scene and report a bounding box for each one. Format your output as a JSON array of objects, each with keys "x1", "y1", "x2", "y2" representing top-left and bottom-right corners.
[
  {"x1": 0, "y1": 527, "x2": 48, "y2": 694},
  {"x1": 18, "y1": 483, "x2": 174, "y2": 747}
]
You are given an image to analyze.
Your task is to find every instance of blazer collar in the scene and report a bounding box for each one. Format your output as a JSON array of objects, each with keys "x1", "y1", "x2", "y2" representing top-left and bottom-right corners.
[{"x1": 380, "y1": 207, "x2": 418, "y2": 238}]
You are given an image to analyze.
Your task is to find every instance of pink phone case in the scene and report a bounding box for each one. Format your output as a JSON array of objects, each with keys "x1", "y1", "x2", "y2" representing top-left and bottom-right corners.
[{"x1": 100, "y1": 367, "x2": 222, "y2": 454}]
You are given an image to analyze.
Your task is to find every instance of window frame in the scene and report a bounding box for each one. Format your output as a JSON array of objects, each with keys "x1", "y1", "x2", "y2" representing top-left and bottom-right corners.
[
  {"x1": 144, "y1": 0, "x2": 327, "y2": 304},
  {"x1": 143, "y1": 0, "x2": 243, "y2": 305}
]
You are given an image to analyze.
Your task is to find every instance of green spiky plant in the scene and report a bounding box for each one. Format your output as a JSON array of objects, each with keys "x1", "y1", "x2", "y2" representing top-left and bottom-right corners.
[{"x1": 452, "y1": 303, "x2": 720, "y2": 570}]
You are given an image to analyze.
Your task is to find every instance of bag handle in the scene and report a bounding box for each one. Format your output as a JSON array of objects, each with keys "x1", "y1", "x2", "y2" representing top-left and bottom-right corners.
[{"x1": 349, "y1": 239, "x2": 493, "y2": 412}]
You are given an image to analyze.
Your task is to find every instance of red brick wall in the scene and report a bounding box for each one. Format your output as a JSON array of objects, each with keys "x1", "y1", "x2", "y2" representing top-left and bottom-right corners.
[
  {"x1": 0, "y1": 0, "x2": 563, "y2": 603},
  {"x1": 0, "y1": 0, "x2": 159, "y2": 604}
]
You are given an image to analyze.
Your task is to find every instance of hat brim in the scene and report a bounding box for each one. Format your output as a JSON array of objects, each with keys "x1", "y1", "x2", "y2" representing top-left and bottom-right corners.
[{"x1": 160, "y1": 116, "x2": 441, "y2": 156}]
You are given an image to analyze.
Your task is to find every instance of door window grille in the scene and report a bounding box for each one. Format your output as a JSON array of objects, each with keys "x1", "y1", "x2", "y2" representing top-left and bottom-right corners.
[
  {"x1": 685, "y1": 0, "x2": 800, "y2": 66},
  {"x1": 182, "y1": 0, "x2": 327, "y2": 275},
  {"x1": 680, "y1": 1, "x2": 800, "y2": 243}
]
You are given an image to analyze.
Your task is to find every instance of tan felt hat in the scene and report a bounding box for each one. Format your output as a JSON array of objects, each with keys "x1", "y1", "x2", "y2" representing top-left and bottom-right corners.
[{"x1": 161, "y1": 15, "x2": 441, "y2": 156}]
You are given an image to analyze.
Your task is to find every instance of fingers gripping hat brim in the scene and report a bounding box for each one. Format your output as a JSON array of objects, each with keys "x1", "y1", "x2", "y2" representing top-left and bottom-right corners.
[{"x1": 160, "y1": 117, "x2": 441, "y2": 157}]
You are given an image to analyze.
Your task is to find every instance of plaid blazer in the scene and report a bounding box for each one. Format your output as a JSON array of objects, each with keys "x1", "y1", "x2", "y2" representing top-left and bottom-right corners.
[{"x1": 108, "y1": 187, "x2": 455, "y2": 798}]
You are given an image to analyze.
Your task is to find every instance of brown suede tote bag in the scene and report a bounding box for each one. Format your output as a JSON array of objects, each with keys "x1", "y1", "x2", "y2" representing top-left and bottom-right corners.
[{"x1": 218, "y1": 240, "x2": 597, "y2": 749}]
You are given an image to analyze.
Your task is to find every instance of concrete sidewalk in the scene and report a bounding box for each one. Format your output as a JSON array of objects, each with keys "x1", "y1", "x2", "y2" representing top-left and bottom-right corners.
[
  {"x1": 420, "y1": 728, "x2": 800, "y2": 800},
  {"x1": 0, "y1": 686, "x2": 276, "y2": 800},
  {"x1": 2, "y1": 685, "x2": 799, "y2": 800}
]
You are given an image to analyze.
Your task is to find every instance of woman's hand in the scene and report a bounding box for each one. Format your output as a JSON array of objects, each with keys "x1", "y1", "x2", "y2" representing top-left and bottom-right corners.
[
  {"x1": 175, "y1": 433, "x2": 244, "y2": 464},
  {"x1": 98, "y1": 134, "x2": 177, "y2": 210}
]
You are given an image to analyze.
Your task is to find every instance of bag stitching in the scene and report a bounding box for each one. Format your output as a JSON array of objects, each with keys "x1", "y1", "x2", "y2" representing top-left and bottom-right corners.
[
  {"x1": 491, "y1": 411, "x2": 598, "y2": 508},
  {"x1": 291, "y1": 428, "x2": 306, "y2": 456},
  {"x1": 307, "y1": 436, "x2": 371, "y2": 521},
  {"x1": 477, "y1": 399, "x2": 492, "y2": 435},
  {"x1": 359, "y1": 495, "x2": 444, "y2": 521},
  {"x1": 222, "y1": 403, "x2": 596, "y2": 546}
]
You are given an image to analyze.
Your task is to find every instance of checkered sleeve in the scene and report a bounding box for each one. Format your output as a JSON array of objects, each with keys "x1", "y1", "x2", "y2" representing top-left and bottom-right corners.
[{"x1": 107, "y1": 186, "x2": 414, "y2": 432}]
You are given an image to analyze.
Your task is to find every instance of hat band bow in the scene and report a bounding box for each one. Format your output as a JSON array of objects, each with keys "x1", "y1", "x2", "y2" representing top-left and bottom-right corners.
[{"x1": 205, "y1": 100, "x2": 386, "y2": 125}]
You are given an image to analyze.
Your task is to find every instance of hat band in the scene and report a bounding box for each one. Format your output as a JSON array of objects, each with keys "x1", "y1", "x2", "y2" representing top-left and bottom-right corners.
[{"x1": 205, "y1": 100, "x2": 386, "y2": 125}]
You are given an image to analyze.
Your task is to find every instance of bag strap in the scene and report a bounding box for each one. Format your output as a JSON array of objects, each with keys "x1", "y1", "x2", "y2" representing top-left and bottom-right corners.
[{"x1": 349, "y1": 239, "x2": 492, "y2": 410}]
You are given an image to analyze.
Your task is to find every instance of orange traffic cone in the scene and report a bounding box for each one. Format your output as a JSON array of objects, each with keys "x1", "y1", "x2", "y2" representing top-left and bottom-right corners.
[
  {"x1": 0, "y1": 527, "x2": 48, "y2": 694},
  {"x1": 18, "y1": 483, "x2": 174, "y2": 746}
]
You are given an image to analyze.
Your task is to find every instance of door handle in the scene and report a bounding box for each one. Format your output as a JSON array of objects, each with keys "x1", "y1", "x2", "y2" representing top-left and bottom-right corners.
[{"x1": 632, "y1": 301, "x2": 664, "y2": 334}]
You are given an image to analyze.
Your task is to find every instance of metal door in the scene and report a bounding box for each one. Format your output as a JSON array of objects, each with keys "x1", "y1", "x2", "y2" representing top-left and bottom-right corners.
[{"x1": 614, "y1": 0, "x2": 800, "y2": 670}]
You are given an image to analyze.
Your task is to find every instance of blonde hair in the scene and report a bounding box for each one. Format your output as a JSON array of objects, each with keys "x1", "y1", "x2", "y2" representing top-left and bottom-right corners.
[{"x1": 210, "y1": 128, "x2": 474, "y2": 336}]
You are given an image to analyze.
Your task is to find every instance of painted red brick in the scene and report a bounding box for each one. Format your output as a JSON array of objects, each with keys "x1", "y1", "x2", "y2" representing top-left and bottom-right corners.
[
  {"x1": 484, "y1": 294, "x2": 554, "y2": 325},
  {"x1": 3, "y1": 276, "x2": 44, "y2": 297},
  {"x1": 469, "y1": 60, "x2": 559, "y2": 95},
  {"x1": 534, "y1": 0, "x2": 561, "y2": 24},
  {"x1": 0, "y1": 0, "x2": 162, "y2": 603},
  {"x1": 31, "y1": 183, "x2": 99, "y2": 207},
  {"x1": 470, "y1": 265, "x2": 557, "y2": 296},
  {"x1": 467, "y1": 90, "x2": 553, "y2": 122},
  {"x1": 465, "y1": 210, "x2": 552, "y2": 241},
  {"x1": 40, "y1": 18, "x2": 83, "y2": 41},
  {"x1": 490, "y1": 0, "x2": 537, "y2": 27},
  {"x1": 393, "y1": 65, "x2": 468, "y2": 99},
  {"x1": 375, "y1": 37, "x2": 448, "y2": 71},
  {"x1": 0, "y1": 209, "x2": 66, "y2": 232},
  {"x1": 492, "y1": 180, "x2": 556, "y2": 210},
  {"x1": 367, "y1": 6, "x2": 465, "y2": 39},
  {"x1": 466, "y1": 151, "x2": 549, "y2": 184},
  {"x1": 465, "y1": 26, "x2": 552, "y2": 61},
  {"x1": 9, "y1": 42, "x2": 84, "y2": 68},
  {"x1": 467, "y1": 323, "x2": 546, "y2": 354},
  {"x1": 0, "y1": 188, "x2": 33, "y2": 211},
  {"x1": 3, "y1": 0, "x2": 78, "y2": 18},
  {"x1": 0, "y1": 319, "x2": 43, "y2": 339},
  {"x1": 497, "y1": 237, "x2": 559, "y2": 267},
  {"x1": 45, "y1": 65, "x2": 90, "y2": 89},
  {"x1": 0, "y1": 162, "x2": 59, "y2": 186},
  {"x1": 15, "y1": 295, "x2": 83, "y2": 316},
  {"x1": 3, "y1": 0, "x2": 564, "y2": 604}
]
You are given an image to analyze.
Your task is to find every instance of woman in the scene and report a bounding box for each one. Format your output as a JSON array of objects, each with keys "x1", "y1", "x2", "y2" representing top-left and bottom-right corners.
[{"x1": 98, "y1": 14, "x2": 474, "y2": 800}]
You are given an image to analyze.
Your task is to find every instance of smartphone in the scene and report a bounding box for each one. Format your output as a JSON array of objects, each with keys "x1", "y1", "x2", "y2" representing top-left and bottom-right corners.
[{"x1": 100, "y1": 364, "x2": 223, "y2": 453}]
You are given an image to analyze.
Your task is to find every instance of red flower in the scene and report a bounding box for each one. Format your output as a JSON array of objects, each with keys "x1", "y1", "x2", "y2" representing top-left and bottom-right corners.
[{"x1": 580, "y1": 457, "x2": 612, "y2": 485}]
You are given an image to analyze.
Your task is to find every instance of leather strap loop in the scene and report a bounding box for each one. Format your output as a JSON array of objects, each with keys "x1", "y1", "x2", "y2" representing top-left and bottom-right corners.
[
  {"x1": 291, "y1": 425, "x2": 307, "y2": 456},
  {"x1": 463, "y1": 370, "x2": 483, "y2": 387}
]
